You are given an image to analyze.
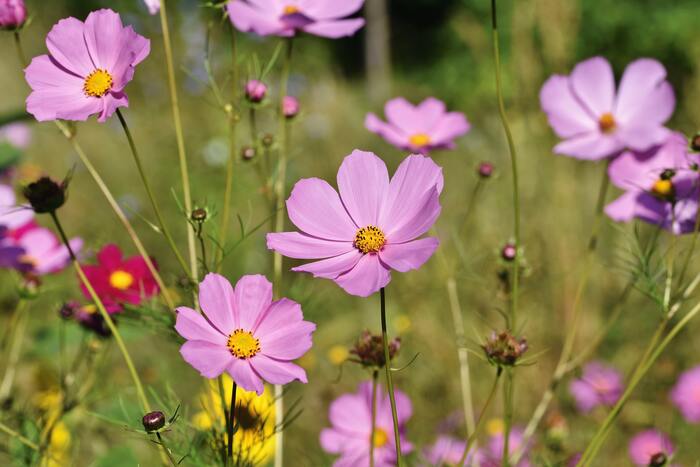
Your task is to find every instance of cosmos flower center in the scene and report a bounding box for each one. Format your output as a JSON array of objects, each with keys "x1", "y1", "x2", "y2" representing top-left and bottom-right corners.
[
  {"x1": 354, "y1": 226, "x2": 386, "y2": 254},
  {"x1": 227, "y1": 329, "x2": 261, "y2": 359},
  {"x1": 83, "y1": 69, "x2": 113, "y2": 97},
  {"x1": 109, "y1": 270, "x2": 134, "y2": 290},
  {"x1": 598, "y1": 112, "x2": 616, "y2": 133},
  {"x1": 19, "y1": 254, "x2": 37, "y2": 268},
  {"x1": 651, "y1": 179, "x2": 674, "y2": 201},
  {"x1": 409, "y1": 133, "x2": 431, "y2": 147},
  {"x1": 372, "y1": 428, "x2": 388, "y2": 448},
  {"x1": 283, "y1": 5, "x2": 300, "y2": 15}
]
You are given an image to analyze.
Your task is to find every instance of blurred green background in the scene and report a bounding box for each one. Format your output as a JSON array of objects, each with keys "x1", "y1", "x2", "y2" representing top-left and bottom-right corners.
[{"x1": 2, "y1": 0, "x2": 700, "y2": 465}]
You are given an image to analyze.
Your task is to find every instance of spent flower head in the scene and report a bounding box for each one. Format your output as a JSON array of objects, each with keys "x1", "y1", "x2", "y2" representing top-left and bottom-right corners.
[
  {"x1": 349, "y1": 329, "x2": 400, "y2": 369},
  {"x1": 482, "y1": 331, "x2": 528, "y2": 367},
  {"x1": 23, "y1": 176, "x2": 67, "y2": 214}
]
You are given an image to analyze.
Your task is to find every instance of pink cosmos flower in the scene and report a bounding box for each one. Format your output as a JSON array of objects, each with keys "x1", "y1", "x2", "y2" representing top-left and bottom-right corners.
[
  {"x1": 0, "y1": 184, "x2": 34, "y2": 231},
  {"x1": 670, "y1": 364, "x2": 700, "y2": 423},
  {"x1": 0, "y1": 123, "x2": 31, "y2": 150},
  {"x1": 175, "y1": 273, "x2": 315, "y2": 395},
  {"x1": 0, "y1": 0, "x2": 26, "y2": 29},
  {"x1": 227, "y1": 0, "x2": 365, "y2": 38},
  {"x1": 24, "y1": 9, "x2": 150, "y2": 123},
  {"x1": 0, "y1": 226, "x2": 25, "y2": 270},
  {"x1": 365, "y1": 97, "x2": 470, "y2": 154},
  {"x1": 421, "y1": 435, "x2": 474, "y2": 466},
  {"x1": 320, "y1": 381, "x2": 413, "y2": 466},
  {"x1": 628, "y1": 430, "x2": 674, "y2": 466},
  {"x1": 16, "y1": 225, "x2": 82, "y2": 275},
  {"x1": 540, "y1": 57, "x2": 675, "y2": 160},
  {"x1": 80, "y1": 244, "x2": 159, "y2": 313},
  {"x1": 605, "y1": 132, "x2": 700, "y2": 234},
  {"x1": 568, "y1": 361, "x2": 623, "y2": 413},
  {"x1": 477, "y1": 427, "x2": 530, "y2": 467},
  {"x1": 143, "y1": 0, "x2": 160, "y2": 15},
  {"x1": 267, "y1": 150, "x2": 443, "y2": 297}
]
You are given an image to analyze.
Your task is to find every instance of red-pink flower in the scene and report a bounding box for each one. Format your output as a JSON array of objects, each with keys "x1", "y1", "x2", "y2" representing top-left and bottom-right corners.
[
  {"x1": 175, "y1": 273, "x2": 315, "y2": 395},
  {"x1": 267, "y1": 150, "x2": 443, "y2": 297},
  {"x1": 24, "y1": 9, "x2": 150, "y2": 123},
  {"x1": 80, "y1": 244, "x2": 159, "y2": 313}
]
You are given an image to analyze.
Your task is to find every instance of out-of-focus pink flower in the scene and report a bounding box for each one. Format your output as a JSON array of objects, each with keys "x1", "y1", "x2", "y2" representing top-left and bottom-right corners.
[
  {"x1": 540, "y1": 57, "x2": 675, "y2": 160},
  {"x1": 0, "y1": 226, "x2": 25, "y2": 270},
  {"x1": 143, "y1": 0, "x2": 160, "y2": 15},
  {"x1": 175, "y1": 273, "x2": 315, "y2": 395},
  {"x1": 365, "y1": 97, "x2": 470, "y2": 154},
  {"x1": 0, "y1": 183, "x2": 33, "y2": 231},
  {"x1": 267, "y1": 150, "x2": 443, "y2": 297},
  {"x1": 478, "y1": 427, "x2": 530, "y2": 467},
  {"x1": 0, "y1": 0, "x2": 26, "y2": 29},
  {"x1": 80, "y1": 244, "x2": 159, "y2": 313},
  {"x1": 421, "y1": 435, "x2": 473, "y2": 466},
  {"x1": 569, "y1": 361, "x2": 623, "y2": 413},
  {"x1": 283, "y1": 95, "x2": 299, "y2": 118},
  {"x1": 605, "y1": 132, "x2": 700, "y2": 234},
  {"x1": 0, "y1": 123, "x2": 31, "y2": 150},
  {"x1": 16, "y1": 226, "x2": 81, "y2": 275},
  {"x1": 628, "y1": 430, "x2": 674, "y2": 466},
  {"x1": 245, "y1": 79, "x2": 267, "y2": 103},
  {"x1": 227, "y1": 0, "x2": 365, "y2": 38},
  {"x1": 670, "y1": 364, "x2": 700, "y2": 423},
  {"x1": 24, "y1": 9, "x2": 150, "y2": 123},
  {"x1": 320, "y1": 381, "x2": 413, "y2": 466}
]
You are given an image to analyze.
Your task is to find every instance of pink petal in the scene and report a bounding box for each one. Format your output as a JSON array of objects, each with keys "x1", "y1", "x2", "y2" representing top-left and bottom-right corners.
[
  {"x1": 329, "y1": 393, "x2": 370, "y2": 434},
  {"x1": 302, "y1": 0, "x2": 364, "y2": 20},
  {"x1": 266, "y1": 231, "x2": 353, "y2": 259},
  {"x1": 384, "y1": 97, "x2": 420, "y2": 134},
  {"x1": 175, "y1": 306, "x2": 227, "y2": 345},
  {"x1": 227, "y1": 359, "x2": 264, "y2": 395},
  {"x1": 553, "y1": 132, "x2": 623, "y2": 160},
  {"x1": 429, "y1": 113, "x2": 470, "y2": 145},
  {"x1": 110, "y1": 26, "x2": 151, "y2": 91},
  {"x1": 45, "y1": 17, "x2": 94, "y2": 76},
  {"x1": 83, "y1": 9, "x2": 124, "y2": 71},
  {"x1": 417, "y1": 97, "x2": 447, "y2": 128},
  {"x1": 380, "y1": 237, "x2": 439, "y2": 272},
  {"x1": 0, "y1": 185, "x2": 33, "y2": 229},
  {"x1": 249, "y1": 355, "x2": 308, "y2": 385},
  {"x1": 180, "y1": 340, "x2": 232, "y2": 378},
  {"x1": 337, "y1": 150, "x2": 389, "y2": 227},
  {"x1": 301, "y1": 18, "x2": 365, "y2": 38},
  {"x1": 604, "y1": 191, "x2": 639, "y2": 222},
  {"x1": 570, "y1": 56, "x2": 615, "y2": 117},
  {"x1": 615, "y1": 58, "x2": 674, "y2": 126},
  {"x1": 198, "y1": 273, "x2": 236, "y2": 335},
  {"x1": 259, "y1": 320, "x2": 316, "y2": 360},
  {"x1": 96, "y1": 244, "x2": 123, "y2": 268},
  {"x1": 227, "y1": 1, "x2": 285, "y2": 36},
  {"x1": 26, "y1": 88, "x2": 102, "y2": 122},
  {"x1": 38, "y1": 237, "x2": 81, "y2": 274},
  {"x1": 540, "y1": 74, "x2": 597, "y2": 138},
  {"x1": 320, "y1": 428, "x2": 345, "y2": 453},
  {"x1": 365, "y1": 113, "x2": 410, "y2": 148},
  {"x1": 286, "y1": 178, "x2": 357, "y2": 240},
  {"x1": 385, "y1": 186, "x2": 440, "y2": 243},
  {"x1": 233, "y1": 274, "x2": 272, "y2": 331},
  {"x1": 616, "y1": 125, "x2": 670, "y2": 153},
  {"x1": 99, "y1": 92, "x2": 129, "y2": 123},
  {"x1": 292, "y1": 249, "x2": 362, "y2": 279},
  {"x1": 335, "y1": 254, "x2": 391, "y2": 297},
  {"x1": 254, "y1": 298, "x2": 303, "y2": 334}
]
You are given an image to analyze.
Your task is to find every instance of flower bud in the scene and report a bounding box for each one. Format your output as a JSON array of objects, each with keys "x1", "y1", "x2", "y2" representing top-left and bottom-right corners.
[
  {"x1": 649, "y1": 452, "x2": 667, "y2": 466},
  {"x1": 59, "y1": 301, "x2": 80, "y2": 320},
  {"x1": 23, "y1": 176, "x2": 67, "y2": 214},
  {"x1": 501, "y1": 242, "x2": 517, "y2": 262},
  {"x1": 142, "y1": 411, "x2": 166, "y2": 432},
  {"x1": 0, "y1": 0, "x2": 27, "y2": 30},
  {"x1": 283, "y1": 96, "x2": 299, "y2": 119},
  {"x1": 349, "y1": 330, "x2": 400, "y2": 369},
  {"x1": 241, "y1": 146, "x2": 256, "y2": 161},
  {"x1": 691, "y1": 132, "x2": 700, "y2": 152},
  {"x1": 478, "y1": 161, "x2": 494, "y2": 178},
  {"x1": 262, "y1": 133, "x2": 274, "y2": 148},
  {"x1": 482, "y1": 330, "x2": 528, "y2": 367},
  {"x1": 245, "y1": 80, "x2": 267, "y2": 103},
  {"x1": 190, "y1": 207, "x2": 208, "y2": 223}
]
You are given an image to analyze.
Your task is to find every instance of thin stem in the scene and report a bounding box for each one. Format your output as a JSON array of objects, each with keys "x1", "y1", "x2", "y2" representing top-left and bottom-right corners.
[
  {"x1": 49, "y1": 211, "x2": 151, "y2": 414},
  {"x1": 0, "y1": 420, "x2": 39, "y2": 451},
  {"x1": 13, "y1": 31, "x2": 25, "y2": 68},
  {"x1": 196, "y1": 223, "x2": 209, "y2": 274},
  {"x1": 155, "y1": 432, "x2": 178, "y2": 466},
  {"x1": 457, "y1": 368, "x2": 502, "y2": 466},
  {"x1": 157, "y1": 0, "x2": 199, "y2": 291},
  {"x1": 0, "y1": 299, "x2": 28, "y2": 400},
  {"x1": 369, "y1": 370, "x2": 379, "y2": 467},
  {"x1": 501, "y1": 369, "x2": 513, "y2": 467},
  {"x1": 380, "y1": 287, "x2": 403, "y2": 466},
  {"x1": 458, "y1": 179, "x2": 484, "y2": 235},
  {"x1": 115, "y1": 109, "x2": 192, "y2": 281},
  {"x1": 227, "y1": 382, "x2": 238, "y2": 463}
]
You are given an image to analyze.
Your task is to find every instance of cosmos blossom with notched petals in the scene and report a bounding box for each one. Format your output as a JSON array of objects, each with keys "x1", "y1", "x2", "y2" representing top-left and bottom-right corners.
[
  {"x1": 24, "y1": 9, "x2": 150, "y2": 123},
  {"x1": 175, "y1": 273, "x2": 315, "y2": 395},
  {"x1": 670, "y1": 364, "x2": 700, "y2": 423},
  {"x1": 365, "y1": 97, "x2": 470, "y2": 154},
  {"x1": 267, "y1": 150, "x2": 443, "y2": 297},
  {"x1": 628, "y1": 430, "x2": 674, "y2": 466},
  {"x1": 568, "y1": 361, "x2": 623, "y2": 413},
  {"x1": 540, "y1": 56, "x2": 674, "y2": 160},
  {"x1": 227, "y1": 0, "x2": 365, "y2": 38},
  {"x1": 16, "y1": 226, "x2": 81, "y2": 275}
]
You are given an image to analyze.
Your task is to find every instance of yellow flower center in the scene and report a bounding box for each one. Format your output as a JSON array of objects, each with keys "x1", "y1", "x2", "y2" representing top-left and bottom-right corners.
[
  {"x1": 373, "y1": 429, "x2": 388, "y2": 448},
  {"x1": 598, "y1": 112, "x2": 616, "y2": 133},
  {"x1": 409, "y1": 133, "x2": 431, "y2": 147},
  {"x1": 651, "y1": 179, "x2": 674, "y2": 200},
  {"x1": 82, "y1": 304, "x2": 97, "y2": 315},
  {"x1": 109, "y1": 270, "x2": 134, "y2": 290},
  {"x1": 283, "y1": 5, "x2": 300, "y2": 14},
  {"x1": 83, "y1": 69, "x2": 113, "y2": 97},
  {"x1": 354, "y1": 225, "x2": 386, "y2": 254},
  {"x1": 227, "y1": 329, "x2": 261, "y2": 359}
]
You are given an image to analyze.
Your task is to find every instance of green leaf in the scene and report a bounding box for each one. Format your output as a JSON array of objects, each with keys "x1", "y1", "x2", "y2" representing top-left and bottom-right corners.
[{"x1": 0, "y1": 142, "x2": 22, "y2": 171}]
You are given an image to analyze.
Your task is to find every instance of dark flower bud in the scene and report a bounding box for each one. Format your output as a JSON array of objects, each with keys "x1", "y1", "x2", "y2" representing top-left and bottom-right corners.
[
  {"x1": 241, "y1": 146, "x2": 256, "y2": 161},
  {"x1": 501, "y1": 242, "x2": 517, "y2": 262},
  {"x1": 478, "y1": 162, "x2": 494, "y2": 178},
  {"x1": 350, "y1": 329, "x2": 400, "y2": 368},
  {"x1": 649, "y1": 452, "x2": 667, "y2": 466},
  {"x1": 190, "y1": 207, "x2": 208, "y2": 223},
  {"x1": 691, "y1": 133, "x2": 700, "y2": 152},
  {"x1": 245, "y1": 80, "x2": 267, "y2": 103},
  {"x1": 262, "y1": 133, "x2": 274, "y2": 148},
  {"x1": 482, "y1": 330, "x2": 528, "y2": 366},
  {"x1": 59, "y1": 301, "x2": 80, "y2": 320},
  {"x1": 23, "y1": 176, "x2": 67, "y2": 214},
  {"x1": 142, "y1": 411, "x2": 166, "y2": 432}
]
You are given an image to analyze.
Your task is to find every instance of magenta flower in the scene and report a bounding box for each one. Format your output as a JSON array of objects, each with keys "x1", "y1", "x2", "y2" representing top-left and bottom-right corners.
[
  {"x1": 143, "y1": 0, "x2": 160, "y2": 15},
  {"x1": 670, "y1": 364, "x2": 700, "y2": 423},
  {"x1": 605, "y1": 133, "x2": 700, "y2": 234},
  {"x1": 267, "y1": 150, "x2": 443, "y2": 297},
  {"x1": 320, "y1": 381, "x2": 413, "y2": 466},
  {"x1": 15, "y1": 225, "x2": 81, "y2": 275},
  {"x1": 421, "y1": 435, "x2": 473, "y2": 466},
  {"x1": 175, "y1": 273, "x2": 315, "y2": 395},
  {"x1": 568, "y1": 361, "x2": 623, "y2": 413},
  {"x1": 628, "y1": 430, "x2": 674, "y2": 466},
  {"x1": 478, "y1": 428, "x2": 530, "y2": 467},
  {"x1": 0, "y1": 0, "x2": 26, "y2": 29},
  {"x1": 227, "y1": 0, "x2": 365, "y2": 38},
  {"x1": 0, "y1": 184, "x2": 33, "y2": 231},
  {"x1": 365, "y1": 97, "x2": 470, "y2": 154},
  {"x1": 24, "y1": 9, "x2": 150, "y2": 123},
  {"x1": 283, "y1": 95, "x2": 300, "y2": 119},
  {"x1": 540, "y1": 57, "x2": 675, "y2": 159}
]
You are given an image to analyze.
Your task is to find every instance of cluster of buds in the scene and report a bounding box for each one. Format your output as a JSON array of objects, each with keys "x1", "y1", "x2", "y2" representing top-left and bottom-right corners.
[
  {"x1": 245, "y1": 79, "x2": 267, "y2": 103},
  {"x1": 477, "y1": 161, "x2": 494, "y2": 179},
  {"x1": 0, "y1": 0, "x2": 26, "y2": 30},
  {"x1": 349, "y1": 330, "x2": 400, "y2": 369},
  {"x1": 482, "y1": 330, "x2": 528, "y2": 367},
  {"x1": 23, "y1": 176, "x2": 68, "y2": 214},
  {"x1": 59, "y1": 301, "x2": 111, "y2": 338}
]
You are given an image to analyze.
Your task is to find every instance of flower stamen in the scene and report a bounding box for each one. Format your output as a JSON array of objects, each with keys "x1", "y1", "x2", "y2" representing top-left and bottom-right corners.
[
  {"x1": 283, "y1": 5, "x2": 300, "y2": 15},
  {"x1": 651, "y1": 179, "x2": 675, "y2": 201},
  {"x1": 354, "y1": 226, "x2": 386, "y2": 254},
  {"x1": 598, "y1": 112, "x2": 616, "y2": 133},
  {"x1": 372, "y1": 429, "x2": 388, "y2": 448},
  {"x1": 109, "y1": 270, "x2": 134, "y2": 290},
  {"x1": 227, "y1": 329, "x2": 261, "y2": 359},
  {"x1": 83, "y1": 69, "x2": 113, "y2": 97},
  {"x1": 409, "y1": 133, "x2": 431, "y2": 148}
]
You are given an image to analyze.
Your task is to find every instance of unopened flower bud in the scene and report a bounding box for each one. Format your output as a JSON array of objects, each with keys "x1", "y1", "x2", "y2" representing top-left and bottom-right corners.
[
  {"x1": 190, "y1": 207, "x2": 208, "y2": 223},
  {"x1": 23, "y1": 176, "x2": 67, "y2": 214},
  {"x1": 262, "y1": 133, "x2": 274, "y2": 147},
  {"x1": 241, "y1": 146, "x2": 256, "y2": 161},
  {"x1": 142, "y1": 411, "x2": 166, "y2": 432},
  {"x1": 691, "y1": 133, "x2": 700, "y2": 152},
  {"x1": 501, "y1": 243, "x2": 517, "y2": 262},
  {"x1": 482, "y1": 330, "x2": 528, "y2": 366},
  {"x1": 59, "y1": 301, "x2": 79, "y2": 320},
  {"x1": 478, "y1": 162, "x2": 494, "y2": 178},
  {"x1": 350, "y1": 330, "x2": 400, "y2": 368},
  {"x1": 283, "y1": 96, "x2": 299, "y2": 119},
  {"x1": 649, "y1": 452, "x2": 667, "y2": 467},
  {"x1": 0, "y1": 0, "x2": 27, "y2": 30},
  {"x1": 245, "y1": 80, "x2": 267, "y2": 103}
]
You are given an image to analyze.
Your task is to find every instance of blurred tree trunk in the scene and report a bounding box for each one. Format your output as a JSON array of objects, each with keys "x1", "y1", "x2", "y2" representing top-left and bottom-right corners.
[{"x1": 364, "y1": 0, "x2": 392, "y2": 103}]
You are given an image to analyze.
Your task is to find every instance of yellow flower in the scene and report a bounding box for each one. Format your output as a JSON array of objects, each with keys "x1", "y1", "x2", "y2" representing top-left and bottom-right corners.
[{"x1": 44, "y1": 422, "x2": 71, "y2": 467}]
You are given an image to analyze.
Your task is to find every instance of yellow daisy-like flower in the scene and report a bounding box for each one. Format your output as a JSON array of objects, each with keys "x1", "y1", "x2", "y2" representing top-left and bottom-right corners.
[{"x1": 192, "y1": 375, "x2": 276, "y2": 466}]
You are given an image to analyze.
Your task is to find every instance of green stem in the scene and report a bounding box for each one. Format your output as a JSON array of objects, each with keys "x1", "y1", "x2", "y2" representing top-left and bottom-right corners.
[
  {"x1": 196, "y1": 223, "x2": 209, "y2": 274},
  {"x1": 115, "y1": 109, "x2": 192, "y2": 281},
  {"x1": 457, "y1": 368, "x2": 502, "y2": 466},
  {"x1": 155, "y1": 432, "x2": 178, "y2": 466},
  {"x1": 380, "y1": 288, "x2": 403, "y2": 466},
  {"x1": 369, "y1": 370, "x2": 379, "y2": 467},
  {"x1": 501, "y1": 369, "x2": 513, "y2": 467},
  {"x1": 0, "y1": 420, "x2": 39, "y2": 451},
  {"x1": 13, "y1": 30, "x2": 25, "y2": 68},
  {"x1": 0, "y1": 299, "x2": 28, "y2": 400},
  {"x1": 227, "y1": 382, "x2": 238, "y2": 464}
]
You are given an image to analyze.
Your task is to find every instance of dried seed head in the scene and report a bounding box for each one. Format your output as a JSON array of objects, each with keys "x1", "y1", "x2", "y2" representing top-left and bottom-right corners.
[
  {"x1": 482, "y1": 330, "x2": 528, "y2": 367},
  {"x1": 23, "y1": 176, "x2": 67, "y2": 213},
  {"x1": 350, "y1": 330, "x2": 400, "y2": 369}
]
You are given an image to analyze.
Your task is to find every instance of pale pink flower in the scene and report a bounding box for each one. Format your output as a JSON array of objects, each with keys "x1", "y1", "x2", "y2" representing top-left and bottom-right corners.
[
  {"x1": 16, "y1": 226, "x2": 82, "y2": 275},
  {"x1": 143, "y1": 0, "x2": 160, "y2": 15},
  {"x1": 628, "y1": 429, "x2": 674, "y2": 466},
  {"x1": 670, "y1": 364, "x2": 700, "y2": 423}
]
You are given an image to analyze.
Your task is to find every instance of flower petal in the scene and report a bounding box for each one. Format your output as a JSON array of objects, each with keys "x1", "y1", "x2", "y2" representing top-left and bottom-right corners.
[
  {"x1": 616, "y1": 124, "x2": 670, "y2": 154},
  {"x1": 99, "y1": 92, "x2": 129, "y2": 123},
  {"x1": 259, "y1": 320, "x2": 316, "y2": 360},
  {"x1": 337, "y1": 150, "x2": 389, "y2": 227},
  {"x1": 175, "y1": 306, "x2": 227, "y2": 345},
  {"x1": 380, "y1": 237, "x2": 439, "y2": 272},
  {"x1": 198, "y1": 273, "x2": 236, "y2": 335},
  {"x1": 302, "y1": 0, "x2": 364, "y2": 20},
  {"x1": 329, "y1": 392, "x2": 370, "y2": 434},
  {"x1": 254, "y1": 298, "x2": 303, "y2": 334},
  {"x1": 385, "y1": 186, "x2": 441, "y2": 243},
  {"x1": 540, "y1": 74, "x2": 597, "y2": 138},
  {"x1": 384, "y1": 97, "x2": 420, "y2": 134},
  {"x1": 266, "y1": 231, "x2": 353, "y2": 259},
  {"x1": 301, "y1": 18, "x2": 365, "y2": 38},
  {"x1": 291, "y1": 249, "x2": 362, "y2": 279},
  {"x1": 570, "y1": 56, "x2": 615, "y2": 117},
  {"x1": 428, "y1": 112, "x2": 470, "y2": 146},
  {"x1": 83, "y1": 9, "x2": 124, "y2": 71},
  {"x1": 46, "y1": 17, "x2": 94, "y2": 76},
  {"x1": 227, "y1": 358, "x2": 264, "y2": 395},
  {"x1": 334, "y1": 254, "x2": 391, "y2": 297},
  {"x1": 365, "y1": 113, "x2": 410, "y2": 149},
  {"x1": 180, "y1": 340, "x2": 232, "y2": 378},
  {"x1": 553, "y1": 133, "x2": 623, "y2": 160},
  {"x1": 416, "y1": 97, "x2": 447, "y2": 128},
  {"x1": 227, "y1": 1, "x2": 285, "y2": 36},
  {"x1": 249, "y1": 355, "x2": 308, "y2": 385},
  {"x1": 286, "y1": 178, "x2": 357, "y2": 240},
  {"x1": 615, "y1": 58, "x2": 674, "y2": 126},
  {"x1": 233, "y1": 274, "x2": 272, "y2": 331}
]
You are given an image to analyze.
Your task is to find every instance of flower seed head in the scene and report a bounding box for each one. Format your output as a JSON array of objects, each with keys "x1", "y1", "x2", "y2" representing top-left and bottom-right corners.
[
  {"x1": 649, "y1": 452, "x2": 667, "y2": 466},
  {"x1": 478, "y1": 162, "x2": 494, "y2": 178},
  {"x1": 691, "y1": 133, "x2": 700, "y2": 152},
  {"x1": 142, "y1": 411, "x2": 166, "y2": 432},
  {"x1": 482, "y1": 330, "x2": 528, "y2": 367},
  {"x1": 350, "y1": 329, "x2": 400, "y2": 369},
  {"x1": 23, "y1": 176, "x2": 67, "y2": 214}
]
